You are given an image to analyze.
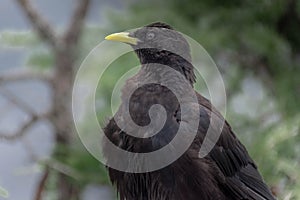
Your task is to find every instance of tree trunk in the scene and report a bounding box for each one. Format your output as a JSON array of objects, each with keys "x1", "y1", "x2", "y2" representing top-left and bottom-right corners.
[{"x1": 51, "y1": 48, "x2": 78, "y2": 200}]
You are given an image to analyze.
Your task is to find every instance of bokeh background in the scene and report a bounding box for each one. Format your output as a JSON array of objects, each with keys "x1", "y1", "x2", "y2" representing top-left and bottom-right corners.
[{"x1": 0, "y1": 0, "x2": 299, "y2": 199}]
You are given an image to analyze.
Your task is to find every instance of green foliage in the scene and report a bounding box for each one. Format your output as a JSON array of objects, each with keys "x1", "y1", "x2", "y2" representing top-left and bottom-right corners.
[
  {"x1": 53, "y1": 142, "x2": 110, "y2": 185},
  {"x1": 0, "y1": 185, "x2": 9, "y2": 198},
  {"x1": 96, "y1": 51, "x2": 140, "y2": 123},
  {"x1": 65, "y1": 147, "x2": 110, "y2": 185},
  {"x1": 26, "y1": 49, "x2": 54, "y2": 70},
  {"x1": 0, "y1": 31, "x2": 39, "y2": 48},
  {"x1": 78, "y1": 26, "x2": 106, "y2": 62},
  {"x1": 44, "y1": 170, "x2": 58, "y2": 200}
]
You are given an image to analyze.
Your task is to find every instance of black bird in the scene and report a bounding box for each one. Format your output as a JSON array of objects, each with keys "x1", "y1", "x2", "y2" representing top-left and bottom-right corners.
[{"x1": 103, "y1": 22, "x2": 276, "y2": 200}]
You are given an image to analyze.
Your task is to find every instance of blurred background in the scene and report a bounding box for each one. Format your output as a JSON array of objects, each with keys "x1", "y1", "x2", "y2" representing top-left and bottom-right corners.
[{"x1": 0, "y1": 0, "x2": 299, "y2": 199}]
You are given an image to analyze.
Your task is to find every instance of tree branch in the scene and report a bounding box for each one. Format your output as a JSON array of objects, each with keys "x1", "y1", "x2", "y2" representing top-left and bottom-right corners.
[
  {"x1": 14, "y1": 0, "x2": 57, "y2": 47},
  {"x1": 0, "y1": 86, "x2": 36, "y2": 115},
  {"x1": 0, "y1": 69, "x2": 53, "y2": 84},
  {"x1": 0, "y1": 109, "x2": 51, "y2": 141},
  {"x1": 41, "y1": 159, "x2": 81, "y2": 180},
  {"x1": 0, "y1": 85, "x2": 52, "y2": 141},
  {"x1": 0, "y1": 115, "x2": 38, "y2": 141},
  {"x1": 34, "y1": 168, "x2": 49, "y2": 200},
  {"x1": 63, "y1": 0, "x2": 90, "y2": 48}
]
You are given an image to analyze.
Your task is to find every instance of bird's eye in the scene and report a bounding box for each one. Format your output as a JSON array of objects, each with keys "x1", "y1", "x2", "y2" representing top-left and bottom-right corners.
[{"x1": 146, "y1": 32, "x2": 155, "y2": 40}]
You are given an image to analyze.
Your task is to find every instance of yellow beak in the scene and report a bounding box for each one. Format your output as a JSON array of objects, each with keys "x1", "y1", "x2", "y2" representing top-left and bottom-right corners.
[{"x1": 105, "y1": 32, "x2": 139, "y2": 45}]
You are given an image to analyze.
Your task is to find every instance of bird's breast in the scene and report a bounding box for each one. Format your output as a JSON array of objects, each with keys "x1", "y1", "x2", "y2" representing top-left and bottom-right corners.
[
  {"x1": 116, "y1": 83, "x2": 181, "y2": 153},
  {"x1": 126, "y1": 83, "x2": 179, "y2": 126}
]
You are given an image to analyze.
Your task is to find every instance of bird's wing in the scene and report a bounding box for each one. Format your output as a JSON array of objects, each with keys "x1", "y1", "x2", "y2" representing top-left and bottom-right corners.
[{"x1": 195, "y1": 94, "x2": 276, "y2": 200}]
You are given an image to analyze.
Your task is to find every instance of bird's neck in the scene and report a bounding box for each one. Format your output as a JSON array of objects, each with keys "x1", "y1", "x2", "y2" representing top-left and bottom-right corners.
[{"x1": 136, "y1": 49, "x2": 196, "y2": 86}]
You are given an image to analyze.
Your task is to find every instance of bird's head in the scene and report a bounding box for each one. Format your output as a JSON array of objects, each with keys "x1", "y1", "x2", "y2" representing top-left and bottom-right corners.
[{"x1": 105, "y1": 22, "x2": 195, "y2": 85}]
